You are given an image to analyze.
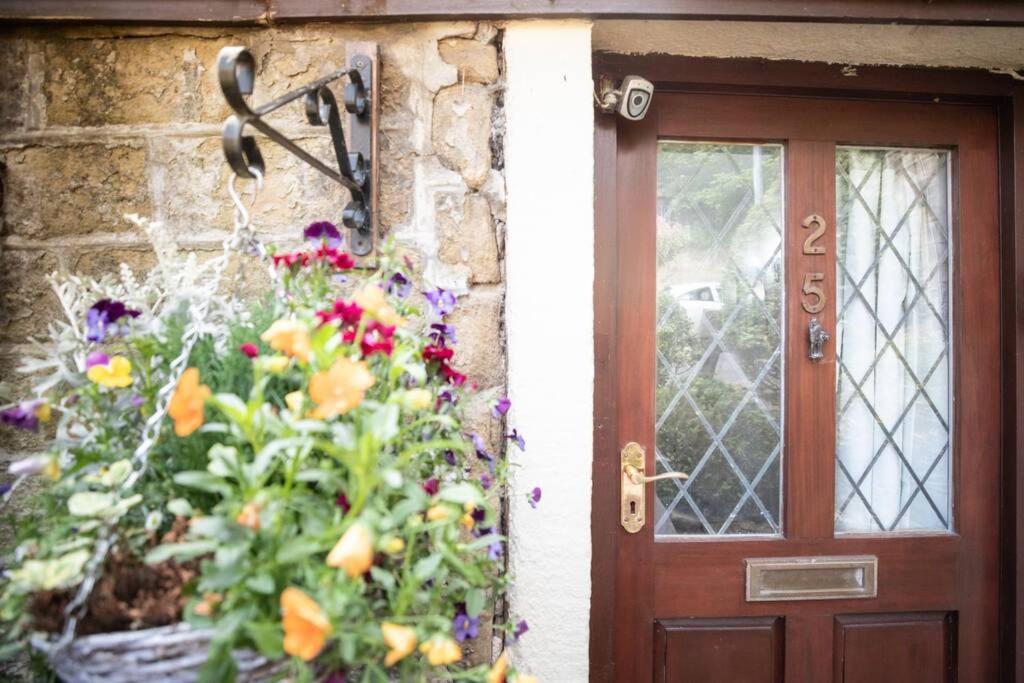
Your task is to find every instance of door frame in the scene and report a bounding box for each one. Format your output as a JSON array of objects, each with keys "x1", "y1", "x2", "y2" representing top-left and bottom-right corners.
[{"x1": 590, "y1": 53, "x2": 1024, "y2": 682}]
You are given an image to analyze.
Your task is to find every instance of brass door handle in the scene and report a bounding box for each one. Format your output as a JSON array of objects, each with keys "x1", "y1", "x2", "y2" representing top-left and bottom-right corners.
[
  {"x1": 620, "y1": 442, "x2": 688, "y2": 533},
  {"x1": 623, "y1": 464, "x2": 689, "y2": 485}
]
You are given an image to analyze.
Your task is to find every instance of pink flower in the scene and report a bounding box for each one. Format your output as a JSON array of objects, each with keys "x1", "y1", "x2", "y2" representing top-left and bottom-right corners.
[{"x1": 239, "y1": 342, "x2": 260, "y2": 358}]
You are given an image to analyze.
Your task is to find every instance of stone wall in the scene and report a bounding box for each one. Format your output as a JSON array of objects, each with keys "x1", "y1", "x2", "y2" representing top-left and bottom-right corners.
[
  {"x1": 0, "y1": 20, "x2": 508, "y2": 669},
  {"x1": 0, "y1": 20, "x2": 508, "y2": 483}
]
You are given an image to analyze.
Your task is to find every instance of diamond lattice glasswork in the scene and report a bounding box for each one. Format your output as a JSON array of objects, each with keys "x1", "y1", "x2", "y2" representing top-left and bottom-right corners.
[
  {"x1": 835, "y1": 147, "x2": 952, "y2": 533},
  {"x1": 655, "y1": 143, "x2": 784, "y2": 536}
]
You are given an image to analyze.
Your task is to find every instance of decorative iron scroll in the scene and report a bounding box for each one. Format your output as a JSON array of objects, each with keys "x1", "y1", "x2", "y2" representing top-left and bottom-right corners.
[{"x1": 217, "y1": 45, "x2": 377, "y2": 255}]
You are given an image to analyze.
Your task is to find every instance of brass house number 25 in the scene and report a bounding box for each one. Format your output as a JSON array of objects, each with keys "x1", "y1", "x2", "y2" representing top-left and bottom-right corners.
[
  {"x1": 801, "y1": 213, "x2": 826, "y2": 314},
  {"x1": 801, "y1": 213, "x2": 831, "y2": 362}
]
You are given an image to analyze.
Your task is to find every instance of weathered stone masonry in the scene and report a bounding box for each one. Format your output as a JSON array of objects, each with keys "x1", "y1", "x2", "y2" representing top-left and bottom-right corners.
[{"x1": 0, "y1": 22, "x2": 510, "y2": 484}]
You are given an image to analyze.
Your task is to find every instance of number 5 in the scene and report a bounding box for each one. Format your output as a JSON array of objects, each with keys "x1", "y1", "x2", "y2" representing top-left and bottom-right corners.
[{"x1": 801, "y1": 272, "x2": 826, "y2": 314}]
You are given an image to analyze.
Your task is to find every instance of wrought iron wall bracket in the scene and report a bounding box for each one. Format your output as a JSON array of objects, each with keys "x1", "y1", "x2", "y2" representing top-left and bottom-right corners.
[{"x1": 217, "y1": 44, "x2": 379, "y2": 255}]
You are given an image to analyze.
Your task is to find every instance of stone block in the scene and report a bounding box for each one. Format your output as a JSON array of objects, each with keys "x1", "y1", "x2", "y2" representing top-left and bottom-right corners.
[
  {"x1": 43, "y1": 35, "x2": 229, "y2": 125},
  {"x1": 448, "y1": 286, "x2": 503, "y2": 389},
  {"x1": 2, "y1": 143, "x2": 149, "y2": 239},
  {"x1": 439, "y1": 38, "x2": 499, "y2": 84},
  {"x1": 70, "y1": 246, "x2": 157, "y2": 282},
  {"x1": 437, "y1": 194, "x2": 500, "y2": 284},
  {"x1": 0, "y1": 40, "x2": 29, "y2": 130},
  {"x1": 432, "y1": 84, "x2": 493, "y2": 189},
  {"x1": 0, "y1": 249, "x2": 59, "y2": 343}
]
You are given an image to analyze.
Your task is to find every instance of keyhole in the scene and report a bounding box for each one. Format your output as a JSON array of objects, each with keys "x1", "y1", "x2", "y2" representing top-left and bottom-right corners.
[{"x1": 629, "y1": 500, "x2": 637, "y2": 515}]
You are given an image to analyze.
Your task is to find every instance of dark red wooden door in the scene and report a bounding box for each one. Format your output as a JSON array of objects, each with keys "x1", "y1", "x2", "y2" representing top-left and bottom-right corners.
[{"x1": 605, "y1": 94, "x2": 1000, "y2": 681}]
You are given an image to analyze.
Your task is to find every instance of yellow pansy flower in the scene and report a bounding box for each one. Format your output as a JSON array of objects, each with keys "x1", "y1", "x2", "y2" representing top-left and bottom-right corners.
[
  {"x1": 309, "y1": 357, "x2": 375, "y2": 419},
  {"x1": 426, "y1": 505, "x2": 450, "y2": 522},
  {"x1": 262, "y1": 355, "x2": 291, "y2": 374},
  {"x1": 327, "y1": 522, "x2": 374, "y2": 578},
  {"x1": 404, "y1": 388, "x2": 433, "y2": 410},
  {"x1": 487, "y1": 652, "x2": 509, "y2": 683},
  {"x1": 280, "y1": 587, "x2": 332, "y2": 662},
  {"x1": 419, "y1": 635, "x2": 463, "y2": 666},
  {"x1": 260, "y1": 319, "x2": 312, "y2": 362},
  {"x1": 381, "y1": 622, "x2": 417, "y2": 667},
  {"x1": 236, "y1": 501, "x2": 261, "y2": 531},
  {"x1": 285, "y1": 391, "x2": 304, "y2": 413},
  {"x1": 86, "y1": 356, "x2": 133, "y2": 388},
  {"x1": 384, "y1": 537, "x2": 405, "y2": 554}
]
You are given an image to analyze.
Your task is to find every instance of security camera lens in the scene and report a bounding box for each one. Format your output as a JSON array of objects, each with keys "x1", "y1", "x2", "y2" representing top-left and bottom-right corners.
[{"x1": 633, "y1": 94, "x2": 644, "y2": 106}]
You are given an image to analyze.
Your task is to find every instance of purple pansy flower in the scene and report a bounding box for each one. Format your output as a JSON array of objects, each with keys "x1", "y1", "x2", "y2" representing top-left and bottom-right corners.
[
  {"x1": 506, "y1": 429, "x2": 526, "y2": 452},
  {"x1": 130, "y1": 394, "x2": 145, "y2": 408},
  {"x1": 0, "y1": 483, "x2": 12, "y2": 496},
  {"x1": 471, "y1": 433, "x2": 493, "y2": 463},
  {"x1": 491, "y1": 396, "x2": 511, "y2": 419},
  {"x1": 429, "y1": 323, "x2": 457, "y2": 347},
  {"x1": 453, "y1": 613, "x2": 480, "y2": 642},
  {"x1": 304, "y1": 221, "x2": 342, "y2": 248},
  {"x1": 86, "y1": 299, "x2": 140, "y2": 343},
  {"x1": 479, "y1": 472, "x2": 492, "y2": 490},
  {"x1": 528, "y1": 487, "x2": 542, "y2": 509},
  {"x1": 1, "y1": 400, "x2": 47, "y2": 432},
  {"x1": 438, "y1": 389, "x2": 458, "y2": 405},
  {"x1": 336, "y1": 492, "x2": 351, "y2": 513},
  {"x1": 424, "y1": 288, "x2": 456, "y2": 317},
  {"x1": 8, "y1": 455, "x2": 48, "y2": 477},
  {"x1": 422, "y1": 478, "x2": 440, "y2": 496},
  {"x1": 386, "y1": 272, "x2": 412, "y2": 299},
  {"x1": 443, "y1": 450, "x2": 457, "y2": 466},
  {"x1": 514, "y1": 619, "x2": 529, "y2": 640},
  {"x1": 86, "y1": 351, "x2": 110, "y2": 369},
  {"x1": 488, "y1": 540, "x2": 503, "y2": 561}
]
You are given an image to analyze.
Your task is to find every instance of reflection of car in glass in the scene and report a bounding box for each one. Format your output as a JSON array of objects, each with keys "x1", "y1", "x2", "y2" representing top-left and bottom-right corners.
[{"x1": 670, "y1": 281, "x2": 722, "y2": 324}]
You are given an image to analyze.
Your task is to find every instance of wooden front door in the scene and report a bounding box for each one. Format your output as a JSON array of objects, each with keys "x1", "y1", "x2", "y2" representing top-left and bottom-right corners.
[{"x1": 604, "y1": 93, "x2": 1001, "y2": 681}]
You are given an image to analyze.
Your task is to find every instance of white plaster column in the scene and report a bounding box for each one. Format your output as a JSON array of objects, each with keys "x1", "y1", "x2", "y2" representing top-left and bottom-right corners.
[{"x1": 503, "y1": 19, "x2": 595, "y2": 683}]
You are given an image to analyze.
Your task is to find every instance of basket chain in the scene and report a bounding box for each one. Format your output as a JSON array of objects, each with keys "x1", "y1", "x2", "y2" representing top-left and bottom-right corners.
[{"x1": 51, "y1": 171, "x2": 266, "y2": 652}]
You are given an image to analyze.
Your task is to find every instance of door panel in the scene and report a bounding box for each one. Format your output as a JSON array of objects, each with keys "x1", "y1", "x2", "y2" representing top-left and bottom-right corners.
[
  {"x1": 610, "y1": 93, "x2": 1000, "y2": 681},
  {"x1": 833, "y1": 612, "x2": 956, "y2": 683},
  {"x1": 654, "y1": 617, "x2": 784, "y2": 683}
]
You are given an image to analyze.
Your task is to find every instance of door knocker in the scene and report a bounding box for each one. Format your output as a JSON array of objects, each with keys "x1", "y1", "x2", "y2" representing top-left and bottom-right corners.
[{"x1": 808, "y1": 316, "x2": 831, "y2": 361}]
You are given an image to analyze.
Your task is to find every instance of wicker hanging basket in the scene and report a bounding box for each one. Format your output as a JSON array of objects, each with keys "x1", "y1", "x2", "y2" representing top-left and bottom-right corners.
[{"x1": 32, "y1": 624, "x2": 284, "y2": 683}]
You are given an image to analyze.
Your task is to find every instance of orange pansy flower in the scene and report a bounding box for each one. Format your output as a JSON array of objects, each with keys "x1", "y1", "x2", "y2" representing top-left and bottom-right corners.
[
  {"x1": 381, "y1": 622, "x2": 417, "y2": 667},
  {"x1": 168, "y1": 368, "x2": 210, "y2": 437},
  {"x1": 308, "y1": 357, "x2": 375, "y2": 419},
  {"x1": 260, "y1": 319, "x2": 312, "y2": 362},
  {"x1": 280, "y1": 587, "x2": 332, "y2": 661},
  {"x1": 353, "y1": 284, "x2": 406, "y2": 328},
  {"x1": 419, "y1": 635, "x2": 463, "y2": 666},
  {"x1": 326, "y1": 522, "x2": 374, "y2": 578}
]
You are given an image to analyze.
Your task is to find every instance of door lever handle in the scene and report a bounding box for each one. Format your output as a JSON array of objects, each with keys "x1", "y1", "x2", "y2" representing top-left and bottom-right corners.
[
  {"x1": 623, "y1": 465, "x2": 689, "y2": 485},
  {"x1": 620, "y1": 442, "x2": 689, "y2": 533}
]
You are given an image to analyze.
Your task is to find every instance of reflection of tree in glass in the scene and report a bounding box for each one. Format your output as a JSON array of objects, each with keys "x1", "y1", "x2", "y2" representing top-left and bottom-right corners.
[{"x1": 654, "y1": 143, "x2": 783, "y2": 535}]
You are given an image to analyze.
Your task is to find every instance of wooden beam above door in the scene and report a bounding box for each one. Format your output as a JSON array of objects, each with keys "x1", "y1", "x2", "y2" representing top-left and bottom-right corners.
[{"x1": 3, "y1": 0, "x2": 1024, "y2": 26}]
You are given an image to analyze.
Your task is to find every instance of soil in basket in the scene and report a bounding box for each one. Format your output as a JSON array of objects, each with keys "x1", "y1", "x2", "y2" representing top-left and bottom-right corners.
[{"x1": 30, "y1": 521, "x2": 198, "y2": 635}]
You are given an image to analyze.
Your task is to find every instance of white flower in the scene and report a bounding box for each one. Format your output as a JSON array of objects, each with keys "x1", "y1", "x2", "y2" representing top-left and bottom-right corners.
[{"x1": 145, "y1": 511, "x2": 164, "y2": 532}]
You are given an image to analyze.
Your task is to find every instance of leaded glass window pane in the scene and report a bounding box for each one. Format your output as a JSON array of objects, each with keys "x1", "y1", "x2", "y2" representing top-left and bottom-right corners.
[
  {"x1": 834, "y1": 146, "x2": 952, "y2": 534},
  {"x1": 655, "y1": 142, "x2": 784, "y2": 536}
]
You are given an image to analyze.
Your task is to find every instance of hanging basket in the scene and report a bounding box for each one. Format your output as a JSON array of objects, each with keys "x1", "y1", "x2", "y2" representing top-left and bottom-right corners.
[{"x1": 31, "y1": 623, "x2": 284, "y2": 683}]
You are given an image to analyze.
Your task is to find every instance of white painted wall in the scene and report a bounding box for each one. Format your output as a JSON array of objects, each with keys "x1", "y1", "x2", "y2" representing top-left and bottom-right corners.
[{"x1": 503, "y1": 19, "x2": 595, "y2": 683}]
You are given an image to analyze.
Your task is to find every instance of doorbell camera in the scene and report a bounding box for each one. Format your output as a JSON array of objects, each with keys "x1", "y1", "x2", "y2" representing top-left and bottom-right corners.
[{"x1": 617, "y1": 75, "x2": 654, "y2": 121}]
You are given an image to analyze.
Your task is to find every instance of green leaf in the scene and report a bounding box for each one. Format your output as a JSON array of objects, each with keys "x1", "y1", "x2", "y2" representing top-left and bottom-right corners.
[
  {"x1": 369, "y1": 566, "x2": 396, "y2": 591},
  {"x1": 439, "y1": 482, "x2": 483, "y2": 506},
  {"x1": 465, "y1": 588, "x2": 487, "y2": 617},
  {"x1": 245, "y1": 621, "x2": 284, "y2": 659},
  {"x1": 199, "y1": 563, "x2": 247, "y2": 591},
  {"x1": 173, "y1": 471, "x2": 232, "y2": 496},
  {"x1": 366, "y1": 403, "x2": 400, "y2": 442},
  {"x1": 276, "y1": 537, "x2": 324, "y2": 564},
  {"x1": 209, "y1": 393, "x2": 249, "y2": 424},
  {"x1": 414, "y1": 553, "x2": 443, "y2": 581},
  {"x1": 66, "y1": 492, "x2": 116, "y2": 517},
  {"x1": 167, "y1": 498, "x2": 194, "y2": 516},
  {"x1": 198, "y1": 641, "x2": 237, "y2": 683},
  {"x1": 246, "y1": 573, "x2": 275, "y2": 595},
  {"x1": 465, "y1": 533, "x2": 503, "y2": 550},
  {"x1": 145, "y1": 540, "x2": 217, "y2": 564},
  {"x1": 189, "y1": 516, "x2": 228, "y2": 539}
]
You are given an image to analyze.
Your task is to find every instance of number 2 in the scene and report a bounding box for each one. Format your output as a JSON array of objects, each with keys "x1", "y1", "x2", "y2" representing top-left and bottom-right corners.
[
  {"x1": 802, "y1": 214, "x2": 826, "y2": 255},
  {"x1": 801, "y1": 272, "x2": 826, "y2": 313}
]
